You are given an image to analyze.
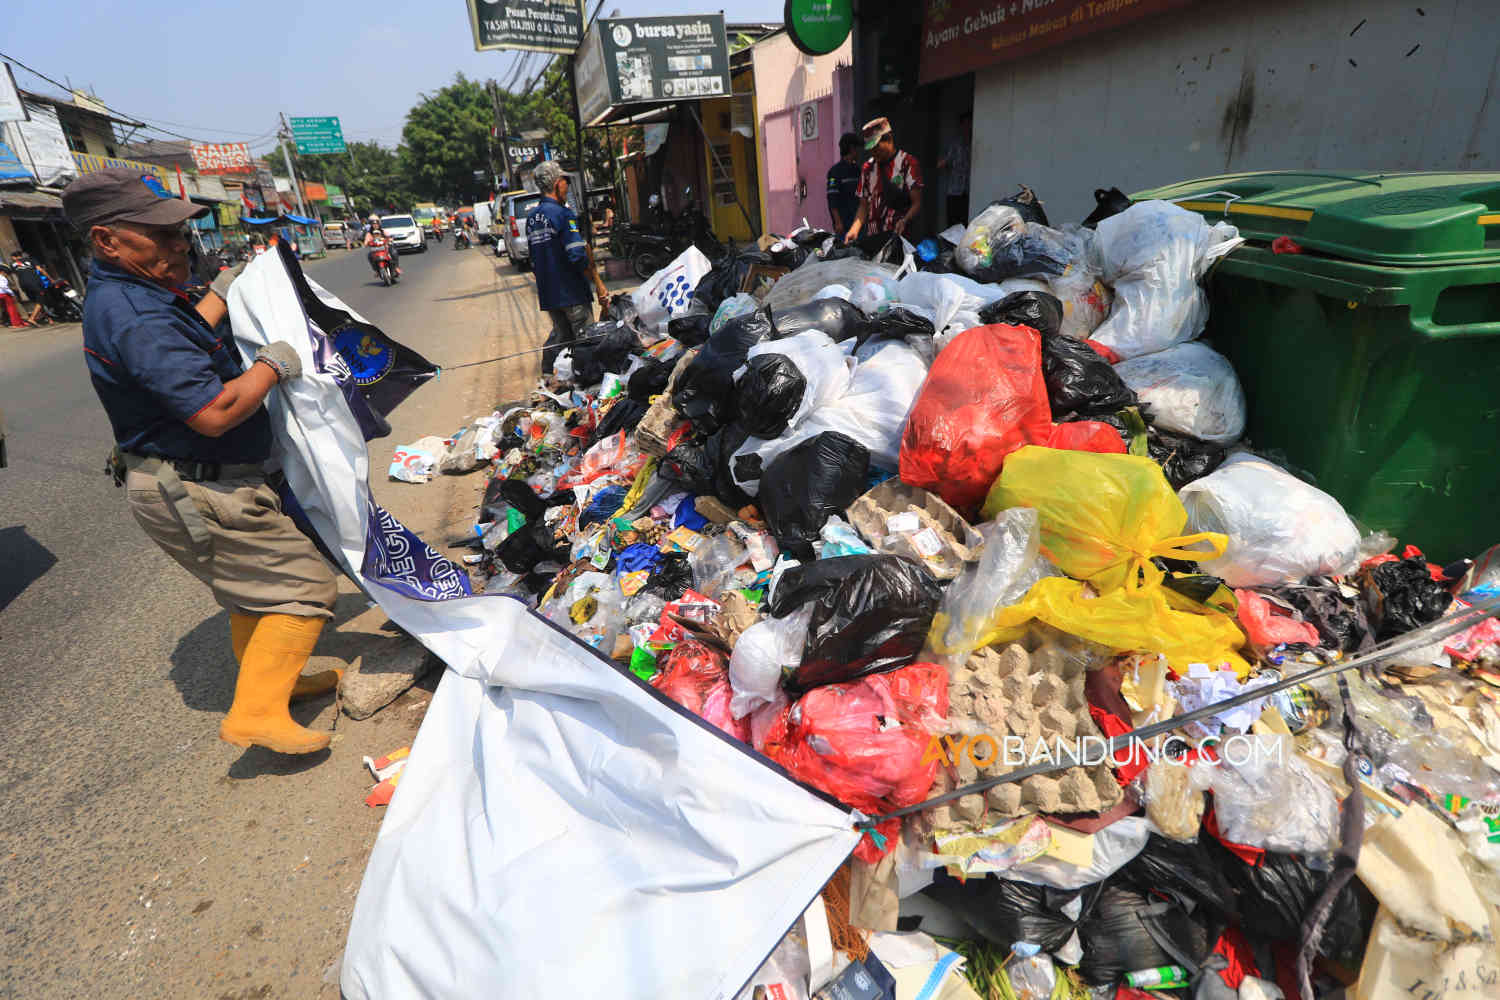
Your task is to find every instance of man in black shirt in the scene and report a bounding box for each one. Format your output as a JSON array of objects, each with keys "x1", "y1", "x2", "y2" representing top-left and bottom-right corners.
[{"x1": 825, "y1": 132, "x2": 862, "y2": 240}]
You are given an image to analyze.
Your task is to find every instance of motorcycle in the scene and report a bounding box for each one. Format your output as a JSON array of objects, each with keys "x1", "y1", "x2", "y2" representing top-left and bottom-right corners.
[
  {"x1": 42, "y1": 280, "x2": 84, "y2": 323},
  {"x1": 610, "y1": 194, "x2": 726, "y2": 279},
  {"x1": 453, "y1": 228, "x2": 471, "y2": 250},
  {"x1": 370, "y1": 242, "x2": 399, "y2": 286}
]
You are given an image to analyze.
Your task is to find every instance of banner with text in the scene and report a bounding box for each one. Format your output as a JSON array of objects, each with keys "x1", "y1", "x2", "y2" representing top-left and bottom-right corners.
[
  {"x1": 191, "y1": 141, "x2": 254, "y2": 174},
  {"x1": 577, "y1": 14, "x2": 730, "y2": 126},
  {"x1": 918, "y1": 0, "x2": 1196, "y2": 85},
  {"x1": 467, "y1": 0, "x2": 585, "y2": 54}
]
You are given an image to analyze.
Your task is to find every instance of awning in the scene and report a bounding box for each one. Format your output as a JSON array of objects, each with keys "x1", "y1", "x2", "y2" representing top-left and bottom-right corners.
[{"x1": 0, "y1": 188, "x2": 65, "y2": 219}]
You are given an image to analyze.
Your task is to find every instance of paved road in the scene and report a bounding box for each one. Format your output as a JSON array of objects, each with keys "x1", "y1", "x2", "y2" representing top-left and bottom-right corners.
[{"x1": 0, "y1": 239, "x2": 556, "y2": 998}]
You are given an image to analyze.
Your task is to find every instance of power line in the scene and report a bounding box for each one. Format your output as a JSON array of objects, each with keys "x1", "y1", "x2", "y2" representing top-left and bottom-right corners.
[{"x1": 1, "y1": 50, "x2": 275, "y2": 146}]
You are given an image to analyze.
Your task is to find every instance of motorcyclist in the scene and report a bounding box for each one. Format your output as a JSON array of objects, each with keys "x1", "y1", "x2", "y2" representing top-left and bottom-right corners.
[
  {"x1": 364, "y1": 215, "x2": 400, "y2": 278},
  {"x1": 430, "y1": 216, "x2": 443, "y2": 243}
]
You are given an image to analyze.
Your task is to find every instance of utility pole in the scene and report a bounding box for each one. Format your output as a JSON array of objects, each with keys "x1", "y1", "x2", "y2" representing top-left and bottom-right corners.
[
  {"x1": 567, "y1": 55, "x2": 591, "y2": 241},
  {"x1": 278, "y1": 112, "x2": 311, "y2": 219},
  {"x1": 490, "y1": 80, "x2": 513, "y2": 193}
]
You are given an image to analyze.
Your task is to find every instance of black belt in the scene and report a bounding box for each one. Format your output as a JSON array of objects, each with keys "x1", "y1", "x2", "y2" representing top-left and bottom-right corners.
[{"x1": 123, "y1": 453, "x2": 265, "y2": 482}]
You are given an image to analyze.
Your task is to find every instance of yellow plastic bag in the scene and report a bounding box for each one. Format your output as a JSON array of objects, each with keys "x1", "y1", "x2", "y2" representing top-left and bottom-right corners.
[
  {"x1": 981, "y1": 446, "x2": 1227, "y2": 593},
  {"x1": 937, "y1": 575, "x2": 1251, "y2": 677}
]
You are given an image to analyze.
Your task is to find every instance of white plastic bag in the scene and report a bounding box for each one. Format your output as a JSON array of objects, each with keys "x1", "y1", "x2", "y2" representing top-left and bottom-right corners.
[
  {"x1": 631, "y1": 245, "x2": 712, "y2": 334},
  {"x1": 730, "y1": 605, "x2": 813, "y2": 718},
  {"x1": 1045, "y1": 230, "x2": 1112, "y2": 341},
  {"x1": 730, "y1": 339, "x2": 930, "y2": 495},
  {"x1": 813, "y1": 283, "x2": 852, "y2": 303},
  {"x1": 1091, "y1": 201, "x2": 1243, "y2": 360},
  {"x1": 1114, "y1": 341, "x2": 1247, "y2": 444},
  {"x1": 711, "y1": 292, "x2": 758, "y2": 334},
  {"x1": 388, "y1": 436, "x2": 446, "y2": 483},
  {"x1": 927, "y1": 508, "x2": 1060, "y2": 667},
  {"x1": 742, "y1": 330, "x2": 857, "y2": 432},
  {"x1": 1180, "y1": 453, "x2": 1362, "y2": 587},
  {"x1": 1205, "y1": 735, "x2": 1340, "y2": 854},
  {"x1": 894, "y1": 272, "x2": 986, "y2": 344}
]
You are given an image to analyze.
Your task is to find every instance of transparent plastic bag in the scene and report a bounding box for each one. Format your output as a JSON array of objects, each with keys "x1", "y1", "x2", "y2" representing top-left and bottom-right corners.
[
  {"x1": 710, "y1": 292, "x2": 758, "y2": 334},
  {"x1": 817, "y1": 516, "x2": 873, "y2": 558},
  {"x1": 541, "y1": 571, "x2": 625, "y2": 652},
  {"x1": 1006, "y1": 954, "x2": 1058, "y2": 1000},
  {"x1": 1113, "y1": 341, "x2": 1247, "y2": 444},
  {"x1": 956, "y1": 204, "x2": 1026, "y2": 274},
  {"x1": 729, "y1": 604, "x2": 814, "y2": 718},
  {"x1": 763, "y1": 258, "x2": 900, "y2": 313},
  {"x1": 1206, "y1": 734, "x2": 1340, "y2": 854},
  {"x1": 926, "y1": 508, "x2": 1060, "y2": 667},
  {"x1": 1091, "y1": 200, "x2": 1243, "y2": 360},
  {"x1": 689, "y1": 531, "x2": 748, "y2": 597},
  {"x1": 1180, "y1": 453, "x2": 1362, "y2": 587}
]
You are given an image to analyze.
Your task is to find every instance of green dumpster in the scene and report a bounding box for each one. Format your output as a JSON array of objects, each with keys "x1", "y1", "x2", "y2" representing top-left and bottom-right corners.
[{"x1": 1132, "y1": 171, "x2": 1500, "y2": 562}]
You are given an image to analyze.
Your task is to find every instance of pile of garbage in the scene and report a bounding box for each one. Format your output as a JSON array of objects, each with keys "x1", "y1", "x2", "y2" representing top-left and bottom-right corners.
[{"x1": 443, "y1": 190, "x2": 1500, "y2": 1000}]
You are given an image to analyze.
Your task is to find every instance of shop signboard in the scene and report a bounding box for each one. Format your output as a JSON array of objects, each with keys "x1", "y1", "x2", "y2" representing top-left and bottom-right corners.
[
  {"x1": 467, "y1": 0, "x2": 585, "y2": 55},
  {"x1": 3, "y1": 103, "x2": 75, "y2": 187},
  {"x1": 0, "y1": 64, "x2": 28, "y2": 123},
  {"x1": 578, "y1": 14, "x2": 730, "y2": 127},
  {"x1": 785, "y1": 0, "x2": 853, "y2": 56},
  {"x1": 191, "y1": 141, "x2": 254, "y2": 174},
  {"x1": 918, "y1": 0, "x2": 1196, "y2": 85},
  {"x1": 290, "y1": 116, "x2": 346, "y2": 155}
]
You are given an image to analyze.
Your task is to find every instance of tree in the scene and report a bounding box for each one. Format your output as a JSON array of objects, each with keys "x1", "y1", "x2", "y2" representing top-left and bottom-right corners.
[
  {"x1": 268, "y1": 139, "x2": 414, "y2": 216},
  {"x1": 400, "y1": 74, "x2": 494, "y2": 204}
]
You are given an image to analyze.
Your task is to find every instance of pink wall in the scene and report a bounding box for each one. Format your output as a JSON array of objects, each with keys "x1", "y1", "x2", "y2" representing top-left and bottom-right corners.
[{"x1": 752, "y1": 32, "x2": 854, "y2": 237}]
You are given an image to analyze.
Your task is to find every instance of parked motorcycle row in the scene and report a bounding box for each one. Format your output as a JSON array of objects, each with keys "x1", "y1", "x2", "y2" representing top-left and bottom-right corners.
[{"x1": 608, "y1": 193, "x2": 726, "y2": 279}]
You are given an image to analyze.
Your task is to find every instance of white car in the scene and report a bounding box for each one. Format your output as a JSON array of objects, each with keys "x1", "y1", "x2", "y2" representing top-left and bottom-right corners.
[{"x1": 379, "y1": 214, "x2": 426, "y2": 253}]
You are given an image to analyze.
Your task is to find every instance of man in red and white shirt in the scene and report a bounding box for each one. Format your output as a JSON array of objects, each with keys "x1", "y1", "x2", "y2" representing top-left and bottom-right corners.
[{"x1": 844, "y1": 116, "x2": 924, "y2": 243}]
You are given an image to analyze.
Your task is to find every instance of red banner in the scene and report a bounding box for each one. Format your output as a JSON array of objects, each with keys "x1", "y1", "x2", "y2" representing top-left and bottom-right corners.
[
  {"x1": 918, "y1": 0, "x2": 1196, "y2": 85},
  {"x1": 190, "y1": 141, "x2": 254, "y2": 175}
]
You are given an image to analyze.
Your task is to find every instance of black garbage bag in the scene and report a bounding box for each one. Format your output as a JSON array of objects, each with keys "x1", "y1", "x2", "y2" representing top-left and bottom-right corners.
[
  {"x1": 1115, "y1": 836, "x2": 1238, "y2": 924},
  {"x1": 1082, "y1": 187, "x2": 1132, "y2": 229},
  {"x1": 1151, "y1": 425, "x2": 1227, "y2": 488},
  {"x1": 642, "y1": 550, "x2": 695, "y2": 602},
  {"x1": 710, "y1": 423, "x2": 754, "y2": 511},
  {"x1": 853, "y1": 231, "x2": 906, "y2": 265},
  {"x1": 667, "y1": 301, "x2": 714, "y2": 347},
  {"x1": 671, "y1": 308, "x2": 776, "y2": 432},
  {"x1": 768, "y1": 241, "x2": 810, "y2": 269},
  {"x1": 593, "y1": 398, "x2": 648, "y2": 440},
  {"x1": 758, "y1": 431, "x2": 870, "y2": 561},
  {"x1": 1077, "y1": 884, "x2": 1212, "y2": 986},
  {"x1": 920, "y1": 871, "x2": 1085, "y2": 953},
  {"x1": 856, "y1": 307, "x2": 935, "y2": 349},
  {"x1": 660, "y1": 436, "x2": 716, "y2": 495},
  {"x1": 693, "y1": 248, "x2": 772, "y2": 314},
  {"x1": 571, "y1": 320, "x2": 640, "y2": 386},
  {"x1": 1270, "y1": 581, "x2": 1376, "y2": 653},
  {"x1": 768, "y1": 298, "x2": 867, "y2": 342},
  {"x1": 734, "y1": 354, "x2": 806, "y2": 438},
  {"x1": 977, "y1": 289, "x2": 1064, "y2": 337},
  {"x1": 496, "y1": 477, "x2": 550, "y2": 520},
  {"x1": 1210, "y1": 844, "x2": 1376, "y2": 963},
  {"x1": 992, "y1": 185, "x2": 1050, "y2": 227},
  {"x1": 1036, "y1": 328, "x2": 1138, "y2": 420},
  {"x1": 921, "y1": 247, "x2": 959, "y2": 274},
  {"x1": 770, "y1": 553, "x2": 943, "y2": 691},
  {"x1": 496, "y1": 520, "x2": 569, "y2": 575},
  {"x1": 627, "y1": 357, "x2": 674, "y2": 402},
  {"x1": 822, "y1": 245, "x2": 868, "y2": 262},
  {"x1": 1358, "y1": 556, "x2": 1454, "y2": 641}
]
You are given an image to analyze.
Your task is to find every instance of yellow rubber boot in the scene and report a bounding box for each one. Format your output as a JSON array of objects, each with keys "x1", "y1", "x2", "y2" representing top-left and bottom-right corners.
[
  {"x1": 231, "y1": 611, "x2": 342, "y2": 701},
  {"x1": 220, "y1": 613, "x2": 332, "y2": 754}
]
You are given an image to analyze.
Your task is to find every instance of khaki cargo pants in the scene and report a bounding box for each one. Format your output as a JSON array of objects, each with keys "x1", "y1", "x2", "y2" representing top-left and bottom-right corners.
[{"x1": 125, "y1": 465, "x2": 337, "y2": 619}]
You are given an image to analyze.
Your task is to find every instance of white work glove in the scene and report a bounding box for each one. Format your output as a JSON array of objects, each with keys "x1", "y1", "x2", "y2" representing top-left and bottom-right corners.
[
  {"x1": 254, "y1": 341, "x2": 302, "y2": 382},
  {"x1": 210, "y1": 260, "x2": 247, "y2": 302}
]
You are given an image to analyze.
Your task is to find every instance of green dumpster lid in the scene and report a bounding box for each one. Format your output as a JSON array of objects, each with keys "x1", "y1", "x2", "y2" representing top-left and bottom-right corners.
[{"x1": 1132, "y1": 171, "x2": 1500, "y2": 266}]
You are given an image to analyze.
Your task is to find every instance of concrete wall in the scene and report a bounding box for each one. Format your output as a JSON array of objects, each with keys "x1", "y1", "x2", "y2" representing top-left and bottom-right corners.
[
  {"x1": 970, "y1": 0, "x2": 1500, "y2": 225},
  {"x1": 752, "y1": 31, "x2": 854, "y2": 236}
]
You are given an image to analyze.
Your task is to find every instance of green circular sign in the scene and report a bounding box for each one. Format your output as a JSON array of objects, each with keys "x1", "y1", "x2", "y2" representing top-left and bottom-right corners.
[{"x1": 785, "y1": 0, "x2": 853, "y2": 57}]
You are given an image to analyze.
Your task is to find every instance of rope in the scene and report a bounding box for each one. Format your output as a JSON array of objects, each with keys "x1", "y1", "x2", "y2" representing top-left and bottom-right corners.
[
  {"x1": 435, "y1": 327, "x2": 629, "y2": 373},
  {"x1": 856, "y1": 593, "x2": 1500, "y2": 829}
]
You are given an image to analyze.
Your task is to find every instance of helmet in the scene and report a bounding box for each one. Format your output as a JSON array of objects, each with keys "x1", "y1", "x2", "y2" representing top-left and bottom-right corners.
[{"x1": 368, "y1": 213, "x2": 379, "y2": 223}]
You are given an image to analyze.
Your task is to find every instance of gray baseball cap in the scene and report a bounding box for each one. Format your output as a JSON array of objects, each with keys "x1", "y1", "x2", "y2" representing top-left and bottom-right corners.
[{"x1": 62, "y1": 166, "x2": 207, "y2": 231}]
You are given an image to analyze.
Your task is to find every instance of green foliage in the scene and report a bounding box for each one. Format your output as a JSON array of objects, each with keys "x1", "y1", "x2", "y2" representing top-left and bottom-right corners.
[
  {"x1": 400, "y1": 73, "x2": 494, "y2": 204},
  {"x1": 269, "y1": 139, "x2": 414, "y2": 217}
]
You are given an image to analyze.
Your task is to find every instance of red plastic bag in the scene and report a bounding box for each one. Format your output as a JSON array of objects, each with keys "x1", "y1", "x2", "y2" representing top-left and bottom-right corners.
[
  {"x1": 1235, "y1": 590, "x2": 1320, "y2": 647},
  {"x1": 899, "y1": 324, "x2": 1052, "y2": 511},
  {"x1": 761, "y1": 662, "x2": 948, "y2": 861},
  {"x1": 1046, "y1": 420, "x2": 1127, "y2": 455},
  {"x1": 650, "y1": 639, "x2": 751, "y2": 743}
]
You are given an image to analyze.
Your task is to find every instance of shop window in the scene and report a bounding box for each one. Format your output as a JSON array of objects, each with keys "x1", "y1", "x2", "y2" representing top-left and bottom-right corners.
[{"x1": 62, "y1": 119, "x2": 89, "y2": 154}]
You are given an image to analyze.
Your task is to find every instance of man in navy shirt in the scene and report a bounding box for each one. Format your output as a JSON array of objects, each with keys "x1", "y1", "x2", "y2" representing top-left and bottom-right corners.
[
  {"x1": 825, "y1": 132, "x2": 862, "y2": 238},
  {"x1": 526, "y1": 161, "x2": 609, "y2": 374},
  {"x1": 65, "y1": 167, "x2": 338, "y2": 757}
]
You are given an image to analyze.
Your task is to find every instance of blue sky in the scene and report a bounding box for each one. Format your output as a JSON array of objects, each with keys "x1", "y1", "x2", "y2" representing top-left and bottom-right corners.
[{"x1": 3, "y1": 0, "x2": 783, "y2": 155}]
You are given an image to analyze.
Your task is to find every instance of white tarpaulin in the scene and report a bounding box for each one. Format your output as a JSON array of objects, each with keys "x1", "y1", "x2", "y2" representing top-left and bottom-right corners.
[{"x1": 225, "y1": 248, "x2": 860, "y2": 999}]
